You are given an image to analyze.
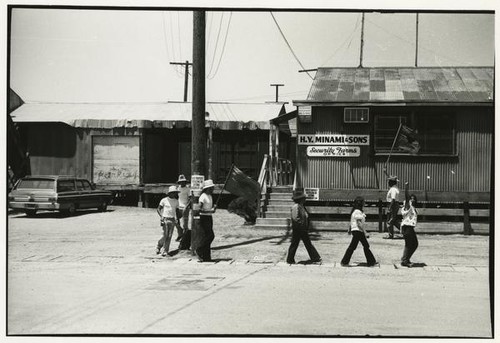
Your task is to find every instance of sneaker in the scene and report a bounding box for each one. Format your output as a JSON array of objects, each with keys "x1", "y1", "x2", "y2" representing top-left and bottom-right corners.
[
  {"x1": 311, "y1": 258, "x2": 322, "y2": 264},
  {"x1": 401, "y1": 261, "x2": 413, "y2": 267},
  {"x1": 367, "y1": 262, "x2": 379, "y2": 267},
  {"x1": 161, "y1": 251, "x2": 169, "y2": 257},
  {"x1": 155, "y1": 247, "x2": 161, "y2": 255},
  {"x1": 340, "y1": 263, "x2": 349, "y2": 267}
]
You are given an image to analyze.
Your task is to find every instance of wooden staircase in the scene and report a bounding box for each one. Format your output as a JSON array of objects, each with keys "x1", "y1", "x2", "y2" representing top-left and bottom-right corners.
[{"x1": 255, "y1": 186, "x2": 293, "y2": 230}]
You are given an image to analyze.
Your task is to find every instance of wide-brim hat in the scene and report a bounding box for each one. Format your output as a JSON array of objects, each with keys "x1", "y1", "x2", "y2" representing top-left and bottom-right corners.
[
  {"x1": 202, "y1": 179, "x2": 215, "y2": 190},
  {"x1": 388, "y1": 175, "x2": 399, "y2": 182},
  {"x1": 292, "y1": 191, "x2": 307, "y2": 201},
  {"x1": 177, "y1": 174, "x2": 188, "y2": 183},
  {"x1": 167, "y1": 185, "x2": 180, "y2": 194}
]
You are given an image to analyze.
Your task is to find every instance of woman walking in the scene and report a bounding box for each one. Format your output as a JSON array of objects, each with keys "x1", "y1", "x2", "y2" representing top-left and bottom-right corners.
[
  {"x1": 341, "y1": 196, "x2": 377, "y2": 267},
  {"x1": 401, "y1": 182, "x2": 419, "y2": 267},
  {"x1": 286, "y1": 190, "x2": 321, "y2": 264}
]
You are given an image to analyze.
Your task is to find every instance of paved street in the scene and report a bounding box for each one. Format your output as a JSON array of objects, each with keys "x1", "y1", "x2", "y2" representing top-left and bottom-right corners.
[{"x1": 7, "y1": 206, "x2": 492, "y2": 337}]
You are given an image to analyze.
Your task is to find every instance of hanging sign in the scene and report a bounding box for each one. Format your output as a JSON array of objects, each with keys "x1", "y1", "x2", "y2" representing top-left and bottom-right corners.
[
  {"x1": 304, "y1": 188, "x2": 319, "y2": 201},
  {"x1": 298, "y1": 106, "x2": 312, "y2": 123},
  {"x1": 298, "y1": 134, "x2": 370, "y2": 145},
  {"x1": 307, "y1": 146, "x2": 361, "y2": 157}
]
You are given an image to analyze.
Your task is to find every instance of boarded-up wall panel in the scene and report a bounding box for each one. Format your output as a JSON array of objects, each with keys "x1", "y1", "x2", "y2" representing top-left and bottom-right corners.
[{"x1": 92, "y1": 136, "x2": 140, "y2": 185}]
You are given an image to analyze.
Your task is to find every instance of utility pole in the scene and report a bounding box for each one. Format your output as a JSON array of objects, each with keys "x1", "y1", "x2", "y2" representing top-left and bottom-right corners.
[
  {"x1": 270, "y1": 83, "x2": 284, "y2": 102},
  {"x1": 170, "y1": 60, "x2": 192, "y2": 102},
  {"x1": 415, "y1": 13, "x2": 419, "y2": 67},
  {"x1": 190, "y1": 10, "x2": 206, "y2": 257},
  {"x1": 359, "y1": 12, "x2": 365, "y2": 68}
]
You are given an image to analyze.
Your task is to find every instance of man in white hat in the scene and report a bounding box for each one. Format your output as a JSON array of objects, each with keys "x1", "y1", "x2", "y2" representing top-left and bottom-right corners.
[
  {"x1": 176, "y1": 174, "x2": 192, "y2": 242},
  {"x1": 196, "y1": 179, "x2": 217, "y2": 262},
  {"x1": 156, "y1": 185, "x2": 180, "y2": 257}
]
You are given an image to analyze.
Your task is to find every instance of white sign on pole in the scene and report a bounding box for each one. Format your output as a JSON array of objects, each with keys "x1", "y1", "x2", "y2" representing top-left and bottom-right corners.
[
  {"x1": 306, "y1": 146, "x2": 361, "y2": 157},
  {"x1": 191, "y1": 174, "x2": 205, "y2": 190}
]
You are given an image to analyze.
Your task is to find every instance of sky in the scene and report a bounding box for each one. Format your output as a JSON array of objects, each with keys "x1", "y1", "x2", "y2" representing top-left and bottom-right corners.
[{"x1": 8, "y1": 6, "x2": 496, "y2": 106}]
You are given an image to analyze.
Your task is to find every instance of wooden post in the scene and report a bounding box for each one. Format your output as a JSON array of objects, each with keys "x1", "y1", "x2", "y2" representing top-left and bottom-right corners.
[
  {"x1": 191, "y1": 10, "x2": 206, "y2": 256},
  {"x1": 207, "y1": 125, "x2": 213, "y2": 180},
  {"x1": 378, "y1": 199, "x2": 383, "y2": 233},
  {"x1": 463, "y1": 201, "x2": 472, "y2": 235}
]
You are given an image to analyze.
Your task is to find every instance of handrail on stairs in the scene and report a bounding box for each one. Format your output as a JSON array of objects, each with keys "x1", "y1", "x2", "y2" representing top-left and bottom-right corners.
[{"x1": 257, "y1": 154, "x2": 294, "y2": 217}]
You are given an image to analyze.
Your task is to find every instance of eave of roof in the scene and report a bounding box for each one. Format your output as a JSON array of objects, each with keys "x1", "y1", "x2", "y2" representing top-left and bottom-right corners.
[{"x1": 298, "y1": 67, "x2": 494, "y2": 105}]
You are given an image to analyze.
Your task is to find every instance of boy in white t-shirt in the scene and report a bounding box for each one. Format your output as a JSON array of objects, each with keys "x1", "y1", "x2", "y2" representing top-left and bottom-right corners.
[
  {"x1": 156, "y1": 185, "x2": 180, "y2": 257},
  {"x1": 385, "y1": 175, "x2": 402, "y2": 239},
  {"x1": 176, "y1": 174, "x2": 192, "y2": 242}
]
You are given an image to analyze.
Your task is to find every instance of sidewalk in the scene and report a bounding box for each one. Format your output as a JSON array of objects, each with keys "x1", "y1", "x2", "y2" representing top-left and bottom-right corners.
[{"x1": 7, "y1": 206, "x2": 492, "y2": 337}]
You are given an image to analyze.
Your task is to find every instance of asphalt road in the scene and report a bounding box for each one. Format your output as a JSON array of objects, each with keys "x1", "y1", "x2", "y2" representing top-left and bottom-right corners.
[{"x1": 6, "y1": 206, "x2": 492, "y2": 337}]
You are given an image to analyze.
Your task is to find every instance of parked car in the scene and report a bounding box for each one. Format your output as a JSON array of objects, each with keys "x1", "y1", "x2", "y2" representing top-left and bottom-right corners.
[{"x1": 8, "y1": 175, "x2": 114, "y2": 217}]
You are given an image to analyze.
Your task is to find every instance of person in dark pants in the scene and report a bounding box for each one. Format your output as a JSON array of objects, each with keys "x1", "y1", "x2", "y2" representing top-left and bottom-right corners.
[
  {"x1": 196, "y1": 179, "x2": 217, "y2": 262},
  {"x1": 286, "y1": 190, "x2": 321, "y2": 264},
  {"x1": 401, "y1": 182, "x2": 419, "y2": 267},
  {"x1": 384, "y1": 175, "x2": 402, "y2": 239},
  {"x1": 341, "y1": 196, "x2": 377, "y2": 267}
]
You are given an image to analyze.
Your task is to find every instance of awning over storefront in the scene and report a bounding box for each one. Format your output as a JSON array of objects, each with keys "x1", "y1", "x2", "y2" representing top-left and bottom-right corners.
[{"x1": 10, "y1": 101, "x2": 289, "y2": 130}]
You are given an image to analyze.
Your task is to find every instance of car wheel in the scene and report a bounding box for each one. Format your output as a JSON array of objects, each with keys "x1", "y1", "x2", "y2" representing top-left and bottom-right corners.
[
  {"x1": 98, "y1": 201, "x2": 107, "y2": 212},
  {"x1": 67, "y1": 203, "x2": 76, "y2": 216},
  {"x1": 25, "y1": 209, "x2": 37, "y2": 217}
]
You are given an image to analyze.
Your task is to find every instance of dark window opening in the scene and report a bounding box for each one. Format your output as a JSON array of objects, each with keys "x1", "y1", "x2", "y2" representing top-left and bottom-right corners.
[{"x1": 374, "y1": 113, "x2": 455, "y2": 155}]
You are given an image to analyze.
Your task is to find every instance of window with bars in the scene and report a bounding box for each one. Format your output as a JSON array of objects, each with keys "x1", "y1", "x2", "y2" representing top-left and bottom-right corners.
[
  {"x1": 374, "y1": 114, "x2": 455, "y2": 155},
  {"x1": 344, "y1": 107, "x2": 369, "y2": 123}
]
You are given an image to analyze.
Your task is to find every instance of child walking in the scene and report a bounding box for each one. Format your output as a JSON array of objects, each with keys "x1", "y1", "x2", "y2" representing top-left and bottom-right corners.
[
  {"x1": 156, "y1": 185, "x2": 180, "y2": 257},
  {"x1": 401, "y1": 182, "x2": 419, "y2": 267},
  {"x1": 341, "y1": 196, "x2": 377, "y2": 267}
]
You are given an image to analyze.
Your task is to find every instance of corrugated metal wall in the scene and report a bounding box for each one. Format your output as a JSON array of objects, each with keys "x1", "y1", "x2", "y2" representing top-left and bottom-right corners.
[{"x1": 297, "y1": 106, "x2": 492, "y2": 192}]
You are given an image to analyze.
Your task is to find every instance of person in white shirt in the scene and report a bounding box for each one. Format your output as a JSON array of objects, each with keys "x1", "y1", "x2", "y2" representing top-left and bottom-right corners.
[
  {"x1": 156, "y1": 185, "x2": 179, "y2": 257},
  {"x1": 340, "y1": 196, "x2": 377, "y2": 267},
  {"x1": 401, "y1": 182, "x2": 419, "y2": 267},
  {"x1": 385, "y1": 175, "x2": 402, "y2": 239},
  {"x1": 196, "y1": 179, "x2": 217, "y2": 262},
  {"x1": 176, "y1": 174, "x2": 192, "y2": 242}
]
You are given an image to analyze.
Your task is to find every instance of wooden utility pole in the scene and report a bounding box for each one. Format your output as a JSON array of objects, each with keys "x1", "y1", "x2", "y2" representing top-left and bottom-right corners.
[
  {"x1": 359, "y1": 12, "x2": 365, "y2": 68},
  {"x1": 190, "y1": 10, "x2": 206, "y2": 257},
  {"x1": 270, "y1": 83, "x2": 284, "y2": 102},
  {"x1": 415, "y1": 13, "x2": 419, "y2": 67},
  {"x1": 170, "y1": 60, "x2": 192, "y2": 102}
]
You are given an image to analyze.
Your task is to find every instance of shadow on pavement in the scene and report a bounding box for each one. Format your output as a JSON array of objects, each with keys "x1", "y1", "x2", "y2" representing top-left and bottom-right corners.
[{"x1": 212, "y1": 235, "x2": 284, "y2": 250}]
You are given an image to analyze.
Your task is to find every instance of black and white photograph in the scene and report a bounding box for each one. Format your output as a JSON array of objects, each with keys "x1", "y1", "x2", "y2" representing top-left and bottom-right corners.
[{"x1": 3, "y1": 0, "x2": 496, "y2": 339}]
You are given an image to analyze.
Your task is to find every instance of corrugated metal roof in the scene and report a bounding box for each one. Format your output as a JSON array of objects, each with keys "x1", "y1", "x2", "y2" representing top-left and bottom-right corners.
[
  {"x1": 10, "y1": 102, "x2": 288, "y2": 130},
  {"x1": 304, "y1": 67, "x2": 494, "y2": 103}
]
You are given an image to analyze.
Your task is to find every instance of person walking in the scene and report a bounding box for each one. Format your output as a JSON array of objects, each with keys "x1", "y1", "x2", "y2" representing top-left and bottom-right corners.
[
  {"x1": 156, "y1": 185, "x2": 180, "y2": 257},
  {"x1": 340, "y1": 196, "x2": 377, "y2": 267},
  {"x1": 384, "y1": 175, "x2": 402, "y2": 239},
  {"x1": 196, "y1": 179, "x2": 217, "y2": 262},
  {"x1": 286, "y1": 190, "x2": 321, "y2": 264},
  {"x1": 401, "y1": 182, "x2": 419, "y2": 267},
  {"x1": 176, "y1": 174, "x2": 191, "y2": 242}
]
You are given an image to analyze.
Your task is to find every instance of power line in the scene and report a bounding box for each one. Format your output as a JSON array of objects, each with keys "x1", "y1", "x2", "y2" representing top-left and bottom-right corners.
[
  {"x1": 162, "y1": 12, "x2": 182, "y2": 78},
  {"x1": 168, "y1": 12, "x2": 183, "y2": 77},
  {"x1": 207, "y1": 12, "x2": 225, "y2": 78},
  {"x1": 366, "y1": 17, "x2": 470, "y2": 66},
  {"x1": 208, "y1": 12, "x2": 232, "y2": 80},
  {"x1": 321, "y1": 14, "x2": 361, "y2": 67},
  {"x1": 270, "y1": 12, "x2": 314, "y2": 80}
]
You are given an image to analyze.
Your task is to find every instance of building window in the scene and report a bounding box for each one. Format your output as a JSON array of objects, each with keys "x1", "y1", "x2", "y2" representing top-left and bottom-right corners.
[
  {"x1": 344, "y1": 107, "x2": 369, "y2": 123},
  {"x1": 374, "y1": 114, "x2": 455, "y2": 155}
]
